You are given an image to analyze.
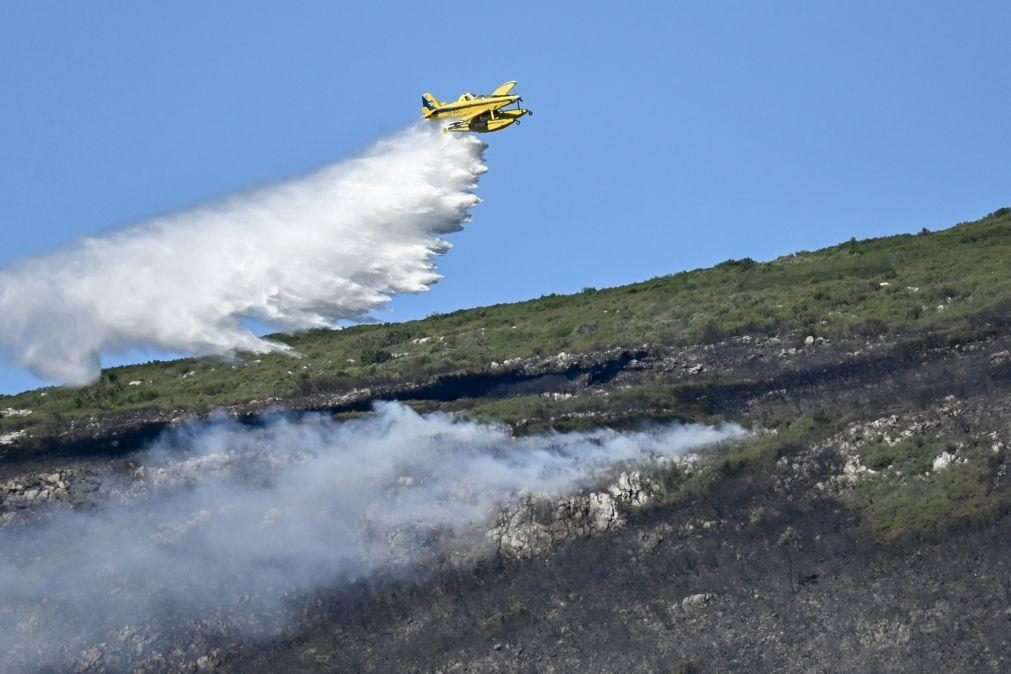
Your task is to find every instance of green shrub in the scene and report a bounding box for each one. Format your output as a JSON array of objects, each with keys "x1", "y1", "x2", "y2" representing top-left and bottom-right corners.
[
  {"x1": 852, "y1": 441, "x2": 1003, "y2": 541},
  {"x1": 359, "y1": 348, "x2": 392, "y2": 366}
]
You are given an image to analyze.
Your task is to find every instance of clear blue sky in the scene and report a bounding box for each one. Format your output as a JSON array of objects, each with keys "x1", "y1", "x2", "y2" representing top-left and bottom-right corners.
[{"x1": 1, "y1": 1, "x2": 1009, "y2": 394}]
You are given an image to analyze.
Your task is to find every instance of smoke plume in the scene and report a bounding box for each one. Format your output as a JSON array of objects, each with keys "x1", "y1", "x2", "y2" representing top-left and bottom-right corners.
[
  {"x1": 0, "y1": 403, "x2": 745, "y2": 668},
  {"x1": 0, "y1": 125, "x2": 487, "y2": 385}
]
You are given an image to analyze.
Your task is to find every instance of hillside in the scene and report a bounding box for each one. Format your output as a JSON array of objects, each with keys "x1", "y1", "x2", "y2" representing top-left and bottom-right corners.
[
  {"x1": 3, "y1": 206, "x2": 1011, "y2": 447},
  {"x1": 2, "y1": 208, "x2": 1011, "y2": 671}
]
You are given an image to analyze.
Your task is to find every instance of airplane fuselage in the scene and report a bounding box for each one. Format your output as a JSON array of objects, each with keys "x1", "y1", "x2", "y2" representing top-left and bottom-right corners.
[
  {"x1": 426, "y1": 95, "x2": 521, "y2": 119},
  {"x1": 422, "y1": 87, "x2": 531, "y2": 133}
]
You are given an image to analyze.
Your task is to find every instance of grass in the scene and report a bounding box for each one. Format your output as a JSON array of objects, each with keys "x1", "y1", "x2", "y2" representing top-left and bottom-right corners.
[
  {"x1": 455, "y1": 382, "x2": 725, "y2": 434},
  {"x1": 851, "y1": 438, "x2": 1006, "y2": 542},
  {"x1": 646, "y1": 412, "x2": 842, "y2": 507},
  {"x1": 641, "y1": 416, "x2": 1008, "y2": 543},
  {"x1": 2, "y1": 207, "x2": 1011, "y2": 440}
]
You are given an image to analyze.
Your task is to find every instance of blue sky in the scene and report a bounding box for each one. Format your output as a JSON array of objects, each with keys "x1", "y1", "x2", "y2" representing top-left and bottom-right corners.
[{"x1": 1, "y1": 1, "x2": 1009, "y2": 394}]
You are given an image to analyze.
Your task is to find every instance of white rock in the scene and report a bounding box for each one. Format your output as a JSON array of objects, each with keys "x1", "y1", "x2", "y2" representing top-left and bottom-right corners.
[
  {"x1": 588, "y1": 493, "x2": 622, "y2": 532},
  {"x1": 607, "y1": 471, "x2": 654, "y2": 507},
  {"x1": 0, "y1": 430, "x2": 27, "y2": 445},
  {"x1": 128, "y1": 380, "x2": 143, "y2": 386},
  {"x1": 932, "y1": 451, "x2": 955, "y2": 472},
  {"x1": 804, "y1": 335, "x2": 815, "y2": 346},
  {"x1": 841, "y1": 456, "x2": 875, "y2": 484}
]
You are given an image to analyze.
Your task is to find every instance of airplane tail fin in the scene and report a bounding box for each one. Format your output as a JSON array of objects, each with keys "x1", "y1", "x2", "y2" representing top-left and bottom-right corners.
[
  {"x1": 421, "y1": 93, "x2": 440, "y2": 117},
  {"x1": 491, "y1": 81, "x2": 517, "y2": 96}
]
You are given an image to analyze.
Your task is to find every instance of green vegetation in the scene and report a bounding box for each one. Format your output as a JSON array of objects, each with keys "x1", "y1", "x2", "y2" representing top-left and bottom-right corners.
[
  {"x1": 459, "y1": 383, "x2": 727, "y2": 434},
  {"x1": 650, "y1": 412, "x2": 843, "y2": 506},
  {"x1": 640, "y1": 413, "x2": 1009, "y2": 544},
  {"x1": 2, "y1": 210, "x2": 1010, "y2": 547},
  {"x1": 851, "y1": 438, "x2": 1006, "y2": 542},
  {"x1": 2, "y1": 207, "x2": 1010, "y2": 440}
]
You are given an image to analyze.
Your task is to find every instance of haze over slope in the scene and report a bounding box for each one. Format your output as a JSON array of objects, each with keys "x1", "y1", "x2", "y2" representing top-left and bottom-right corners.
[
  {"x1": 0, "y1": 402, "x2": 742, "y2": 667},
  {"x1": 1, "y1": 209, "x2": 1010, "y2": 672},
  {"x1": 0, "y1": 125, "x2": 486, "y2": 386}
]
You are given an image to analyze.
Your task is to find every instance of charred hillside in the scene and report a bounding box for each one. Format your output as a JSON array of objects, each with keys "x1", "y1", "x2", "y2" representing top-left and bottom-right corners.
[{"x1": 1, "y1": 209, "x2": 1011, "y2": 672}]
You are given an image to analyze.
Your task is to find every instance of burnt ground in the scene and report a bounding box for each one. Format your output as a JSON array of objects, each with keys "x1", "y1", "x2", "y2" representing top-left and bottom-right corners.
[
  {"x1": 234, "y1": 475, "x2": 1011, "y2": 673},
  {"x1": 6, "y1": 330, "x2": 1011, "y2": 672}
]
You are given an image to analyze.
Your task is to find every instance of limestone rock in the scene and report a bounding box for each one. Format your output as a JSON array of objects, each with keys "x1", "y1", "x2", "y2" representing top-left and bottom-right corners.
[{"x1": 932, "y1": 450, "x2": 955, "y2": 472}]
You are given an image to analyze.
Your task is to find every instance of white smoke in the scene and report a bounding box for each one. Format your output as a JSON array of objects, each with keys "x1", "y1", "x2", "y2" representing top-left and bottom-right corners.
[
  {"x1": 0, "y1": 125, "x2": 487, "y2": 386},
  {"x1": 0, "y1": 403, "x2": 746, "y2": 668}
]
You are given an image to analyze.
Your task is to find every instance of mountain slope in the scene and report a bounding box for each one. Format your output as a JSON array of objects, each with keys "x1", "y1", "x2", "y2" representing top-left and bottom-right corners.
[
  {"x1": 2, "y1": 208, "x2": 1011, "y2": 670},
  {"x1": 2, "y1": 207, "x2": 1011, "y2": 450}
]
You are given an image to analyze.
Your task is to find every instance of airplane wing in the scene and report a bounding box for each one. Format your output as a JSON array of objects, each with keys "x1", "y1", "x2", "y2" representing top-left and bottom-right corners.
[{"x1": 491, "y1": 81, "x2": 517, "y2": 96}]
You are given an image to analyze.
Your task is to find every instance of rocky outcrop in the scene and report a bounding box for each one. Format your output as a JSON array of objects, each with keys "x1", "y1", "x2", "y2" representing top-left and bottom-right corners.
[
  {"x1": 486, "y1": 469, "x2": 683, "y2": 560},
  {"x1": 489, "y1": 491, "x2": 622, "y2": 560},
  {"x1": 0, "y1": 429, "x2": 27, "y2": 446},
  {"x1": 0, "y1": 468, "x2": 104, "y2": 526}
]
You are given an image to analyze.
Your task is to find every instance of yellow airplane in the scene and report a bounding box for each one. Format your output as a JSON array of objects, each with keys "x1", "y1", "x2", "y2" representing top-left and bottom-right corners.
[{"x1": 421, "y1": 81, "x2": 532, "y2": 133}]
